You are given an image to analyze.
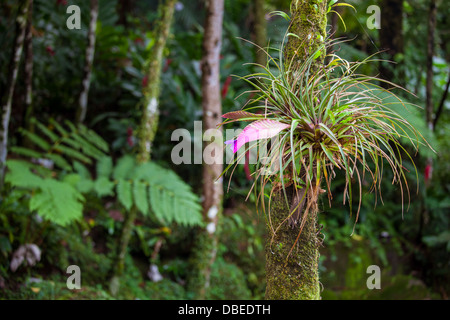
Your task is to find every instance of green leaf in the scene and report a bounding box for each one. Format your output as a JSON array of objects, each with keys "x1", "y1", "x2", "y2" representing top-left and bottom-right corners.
[
  {"x1": 9, "y1": 146, "x2": 43, "y2": 159},
  {"x1": 5, "y1": 160, "x2": 43, "y2": 188},
  {"x1": 97, "y1": 156, "x2": 113, "y2": 178},
  {"x1": 19, "y1": 129, "x2": 51, "y2": 151},
  {"x1": 34, "y1": 120, "x2": 59, "y2": 142},
  {"x1": 133, "y1": 180, "x2": 149, "y2": 215},
  {"x1": 139, "y1": 162, "x2": 203, "y2": 226},
  {"x1": 117, "y1": 179, "x2": 133, "y2": 211},
  {"x1": 29, "y1": 179, "x2": 84, "y2": 226},
  {"x1": 54, "y1": 145, "x2": 92, "y2": 164},
  {"x1": 113, "y1": 155, "x2": 136, "y2": 180},
  {"x1": 45, "y1": 154, "x2": 72, "y2": 171},
  {"x1": 73, "y1": 161, "x2": 91, "y2": 179},
  {"x1": 76, "y1": 177, "x2": 94, "y2": 194},
  {"x1": 269, "y1": 10, "x2": 290, "y2": 21},
  {"x1": 78, "y1": 124, "x2": 109, "y2": 152},
  {"x1": 94, "y1": 177, "x2": 115, "y2": 197}
]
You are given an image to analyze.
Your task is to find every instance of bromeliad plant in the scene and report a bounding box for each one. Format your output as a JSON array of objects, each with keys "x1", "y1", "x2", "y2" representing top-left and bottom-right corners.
[{"x1": 221, "y1": 39, "x2": 431, "y2": 243}]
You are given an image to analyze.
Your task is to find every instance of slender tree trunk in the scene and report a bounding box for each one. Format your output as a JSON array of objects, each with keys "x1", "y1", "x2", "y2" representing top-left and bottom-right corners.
[
  {"x1": 433, "y1": 71, "x2": 450, "y2": 130},
  {"x1": 425, "y1": 0, "x2": 437, "y2": 131},
  {"x1": 379, "y1": 0, "x2": 404, "y2": 88},
  {"x1": 253, "y1": 0, "x2": 267, "y2": 67},
  {"x1": 187, "y1": 0, "x2": 224, "y2": 300},
  {"x1": 109, "y1": 0, "x2": 176, "y2": 296},
  {"x1": 137, "y1": 0, "x2": 176, "y2": 163},
  {"x1": 117, "y1": 0, "x2": 134, "y2": 28},
  {"x1": 265, "y1": 0, "x2": 327, "y2": 300},
  {"x1": 77, "y1": 0, "x2": 99, "y2": 124},
  {"x1": 23, "y1": 0, "x2": 34, "y2": 147},
  {"x1": 0, "y1": 0, "x2": 31, "y2": 189}
]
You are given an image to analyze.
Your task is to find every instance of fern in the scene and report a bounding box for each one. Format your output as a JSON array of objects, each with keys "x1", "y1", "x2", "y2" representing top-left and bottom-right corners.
[
  {"x1": 7, "y1": 120, "x2": 202, "y2": 227},
  {"x1": 73, "y1": 161, "x2": 91, "y2": 179},
  {"x1": 94, "y1": 177, "x2": 115, "y2": 197},
  {"x1": 4, "y1": 160, "x2": 43, "y2": 188},
  {"x1": 133, "y1": 180, "x2": 149, "y2": 215},
  {"x1": 130, "y1": 160, "x2": 203, "y2": 226},
  {"x1": 97, "y1": 156, "x2": 113, "y2": 178},
  {"x1": 112, "y1": 155, "x2": 135, "y2": 180},
  {"x1": 5, "y1": 160, "x2": 85, "y2": 226},
  {"x1": 29, "y1": 179, "x2": 84, "y2": 226},
  {"x1": 12, "y1": 118, "x2": 109, "y2": 170},
  {"x1": 116, "y1": 179, "x2": 133, "y2": 211}
]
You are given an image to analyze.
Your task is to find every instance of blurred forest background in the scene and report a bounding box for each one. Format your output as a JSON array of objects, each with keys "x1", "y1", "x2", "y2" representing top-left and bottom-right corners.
[{"x1": 0, "y1": 0, "x2": 448, "y2": 300}]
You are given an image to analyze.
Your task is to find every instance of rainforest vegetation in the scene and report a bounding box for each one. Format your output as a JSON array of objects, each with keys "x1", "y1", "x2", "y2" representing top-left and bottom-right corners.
[{"x1": 0, "y1": 0, "x2": 448, "y2": 300}]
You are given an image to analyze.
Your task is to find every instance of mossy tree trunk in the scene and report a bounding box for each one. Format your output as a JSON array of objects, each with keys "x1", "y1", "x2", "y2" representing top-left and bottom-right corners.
[
  {"x1": 137, "y1": 0, "x2": 176, "y2": 163},
  {"x1": 265, "y1": 0, "x2": 327, "y2": 300},
  {"x1": 284, "y1": 0, "x2": 327, "y2": 69},
  {"x1": 109, "y1": 0, "x2": 176, "y2": 296},
  {"x1": 187, "y1": 0, "x2": 224, "y2": 300}
]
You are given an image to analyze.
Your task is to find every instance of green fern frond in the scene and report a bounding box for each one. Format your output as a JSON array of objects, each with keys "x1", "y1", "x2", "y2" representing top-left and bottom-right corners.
[
  {"x1": 112, "y1": 155, "x2": 135, "y2": 180},
  {"x1": 19, "y1": 129, "x2": 51, "y2": 151},
  {"x1": 76, "y1": 177, "x2": 95, "y2": 194},
  {"x1": 73, "y1": 161, "x2": 91, "y2": 179},
  {"x1": 117, "y1": 179, "x2": 133, "y2": 211},
  {"x1": 5, "y1": 160, "x2": 85, "y2": 227},
  {"x1": 4, "y1": 160, "x2": 43, "y2": 188},
  {"x1": 136, "y1": 162, "x2": 203, "y2": 226},
  {"x1": 78, "y1": 124, "x2": 109, "y2": 153},
  {"x1": 49, "y1": 118, "x2": 70, "y2": 137},
  {"x1": 133, "y1": 180, "x2": 149, "y2": 215},
  {"x1": 45, "y1": 154, "x2": 72, "y2": 171},
  {"x1": 32, "y1": 119, "x2": 59, "y2": 142},
  {"x1": 29, "y1": 179, "x2": 84, "y2": 226},
  {"x1": 9, "y1": 146, "x2": 43, "y2": 159},
  {"x1": 97, "y1": 156, "x2": 113, "y2": 178},
  {"x1": 94, "y1": 176, "x2": 115, "y2": 197},
  {"x1": 12, "y1": 119, "x2": 109, "y2": 171}
]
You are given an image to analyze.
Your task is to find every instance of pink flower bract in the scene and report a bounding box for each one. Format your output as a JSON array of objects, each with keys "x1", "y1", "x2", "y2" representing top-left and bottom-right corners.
[{"x1": 225, "y1": 119, "x2": 290, "y2": 153}]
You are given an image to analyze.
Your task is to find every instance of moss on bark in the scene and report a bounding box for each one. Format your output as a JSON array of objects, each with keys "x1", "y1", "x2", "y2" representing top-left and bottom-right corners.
[
  {"x1": 137, "y1": 0, "x2": 176, "y2": 163},
  {"x1": 284, "y1": 0, "x2": 327, "y2": 71},
  {"x1": 265, "y1": 187, "x2": 321, "y2": 300}
]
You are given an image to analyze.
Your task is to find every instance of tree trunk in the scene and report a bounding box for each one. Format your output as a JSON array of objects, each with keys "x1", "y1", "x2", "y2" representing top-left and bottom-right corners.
[
  {"x1": 187, "y1": 0, "x2": 224, "y2": 300},
  {"x1": 77, "y1": 0, "x2": 99, "y2": 124},
  {"x1": 265, "y1": 0, "x2": 327, "y2": 300},
  {"x1": 425, "y1": 0, "x2": 437, "y2": 131},
  {"x1": 433, "y1": 72, "x2": 450, "y2": 130},
  {"x1": 109, "y1": 0, "x2": 176, "y2": 296},
  {"x1": 0, "y1": 0, "x2": 31, "y2": 189},
  {"x1": 379, "y1": 0, "x2": 404, "y2": 88},
  {"x1": 284, "y1": 0, "x2": 327, "y2": 70},
  {"x1": 117, "y1": 0, "x2": 134, "y2": 28},
  {"x1": 23, "y1": 0, "x2": 34, "y2": 148},
  {"x1": 265, "y1": 186, "x2": 322, "y2": 299},
  {"x1": 137, "y1": 0, "x2": 176, "y2": 163},
  {"x1": 253, "y1": 0, "x2": 267, "y2": 67}
]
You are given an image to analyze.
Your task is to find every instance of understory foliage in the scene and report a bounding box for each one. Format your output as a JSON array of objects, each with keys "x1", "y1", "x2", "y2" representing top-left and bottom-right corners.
[{"x1": 5, "y1": 119, "x2": 202, "y2": 227}]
